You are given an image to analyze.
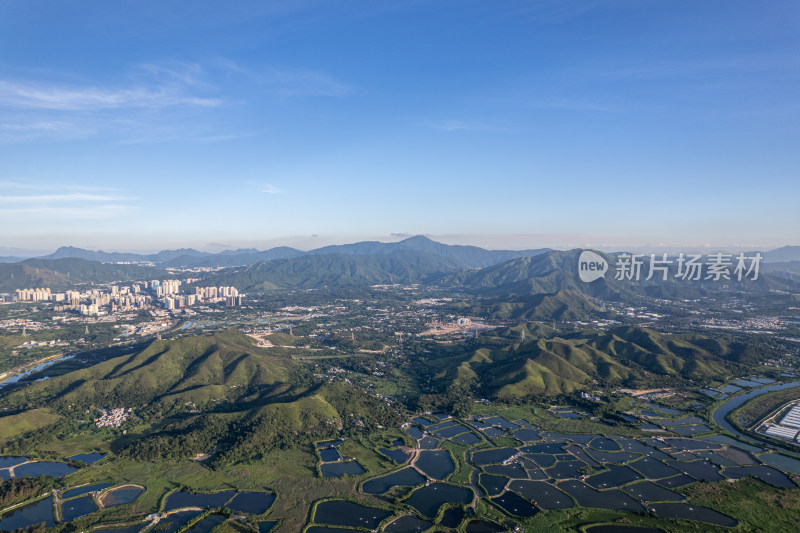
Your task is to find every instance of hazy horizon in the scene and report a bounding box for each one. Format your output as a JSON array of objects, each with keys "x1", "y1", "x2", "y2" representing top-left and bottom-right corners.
[
  {"x1": 1, "y1": 232, "x2": 797, "y2": 258},
  {"x1": 2, "y1": 2, "x2": 798, "y2": 252}
]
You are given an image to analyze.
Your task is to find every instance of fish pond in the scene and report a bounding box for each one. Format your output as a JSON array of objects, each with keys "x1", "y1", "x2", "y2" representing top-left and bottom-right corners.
[
  {"x1": 490, "y1": 491, "x2": 539, "y2": 517},
  {"x1": 0, "y1": 457, "x2": 26, "y2": 469},
  {"x1": 0, "y1": 497, "x2": 55, "y2": 531},
  {"x1": 378, "y1": 447, "x2": 410, "y2": 464},
  {"x1": 650, "y1": 503, "x2": 737, "y2": 527},
  {"x1": 14, "y1": 461, "x2": 78, "y2": 478},
  {"x1": 185, "y1": 514, "x2": 227, "y2": 533},
  {"x1": 586, "y1": 526, "x2": 664, "y2": 533},
  {"x1": 415, "y1": 450, "x2": 454, "y2": 479},
  {"x1": 101, "y1": 486, "x2": 144, "y2": 507},
  {"x1": 404, "y1": 483, "x2": 473, "y2": 518},
  {"x1": 384, "y1": 515, "x2": 432, "y2": 532},
  {"x1": 320, "y1": 460, "x2": 365, "y2": 477},
  {"x1": 361, "y1": 467, "x2": 425, "y2": 494},
  {"x1": 508, "y1": 480, "x2": 573, "y2": 510},
  {"x1": 226, "y1": 492, "x2": 275, "y2": 514},
  {"x1": 150, "y1": 511, "x2": 203, "y2": 533},
  {"x1": 61, "y1": 496, "x2": 98, "y2": 522},
  {"x1": 62, "y1": 482, "x2": 112, "y2": 499},
  {"x1": 69, "y1": 452, "x2": 106, "y2": 465},
  {"x1": 465, "y1": 520, "x2": 505, "y2": 533},
  {"x1": 164, "y1": 490, "x2": 236, "y2": 511},
  {"x1": 312, "y1": 501, "x2": 392, "y2": 529},
  {"x1": 472, "y1": 447, "x2": 518, "y2": 465},
  {"x1": 318, "y1": 448, "x2": 341, "y2": 462}
]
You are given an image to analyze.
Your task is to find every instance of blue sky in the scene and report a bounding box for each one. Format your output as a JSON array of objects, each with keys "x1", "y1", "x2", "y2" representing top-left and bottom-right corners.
[{"x1": 1, "y1": 0, "x2": 798, "y2": 253}]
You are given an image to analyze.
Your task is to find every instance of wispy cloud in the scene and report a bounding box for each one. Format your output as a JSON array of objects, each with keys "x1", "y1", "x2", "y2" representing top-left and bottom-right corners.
[
  {"x1": 428, "y1": 119, "x2": 508, "y2": 132},
  {"x1": 0, "y1": 205, "x2": 137, "y2": 220},
  {"x1": 115, "y1": 131, "x2": 255, "y2": 146},
  {"x1": 0, "y1": 120, "x2": 71, "y2": 132},
  {"x1": 0, "y1": 62, "x2": 229, "y2": 143},
  {"x1": 0, "y1": 117, "x2": 100, "y2": 142},
  {"x1": 0, "y1": 193, "x2": 123, "y2": 204},
  {"x1": 592, "y1": 53, "x2": 800, "y2": 82},
  {"x1": 533, "y1": 98, "x2": 615, "y2": 112},
  {"x1": 215, "y1": 59, "x2": 353, "y2": 97},
  {"x1": 0, "y1": 182, "x2": 136, "y2": 221},
  {"x1": 266, "y1": 68, "x2": 353, "y2": 97},
  {"x1": 0, "y1": 181, "x2": 122, "y2": 192},
  {"x1": 133, "y1": 61, "x2": 208, "y2": 87},
  {"x1": 261, "y1": 184, "x2": 282, "y2": 194},
  {"x1": 0, "y1": 59, "x2": 352, "y2": 144},
  {"x1": 0, "y1": 80, "x2": 222, "y2": 111}
]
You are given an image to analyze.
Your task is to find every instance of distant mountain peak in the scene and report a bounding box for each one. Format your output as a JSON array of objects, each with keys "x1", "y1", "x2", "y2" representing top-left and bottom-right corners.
[{"x1": 398, "y1": 235, "x2": 435, "y2": 244}]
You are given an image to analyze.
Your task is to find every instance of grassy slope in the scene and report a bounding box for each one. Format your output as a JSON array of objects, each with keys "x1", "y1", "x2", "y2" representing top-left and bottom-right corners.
[
  {"x1": 432, "y1": 326, "x2": 735, "y2": 398},
  {"x1": 0, "y1": 330, "x2": 290, "y2": 410},
  {"x1": 0, "y1": 408, "x2": 61, "y2": 440}
]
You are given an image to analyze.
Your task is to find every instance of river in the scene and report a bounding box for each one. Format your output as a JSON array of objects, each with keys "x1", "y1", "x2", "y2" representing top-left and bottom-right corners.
[
  {"x1": 0, "y1": 354, "x2": 75, "y2": 387},
  {"x1": 711, "y1": 380, "x2": 800, "y2": 450}
]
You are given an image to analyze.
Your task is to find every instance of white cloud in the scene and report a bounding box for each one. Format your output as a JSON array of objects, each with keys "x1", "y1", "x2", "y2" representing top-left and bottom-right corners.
[
  {"x1": 0, "y1": 62, "x2": 227, "y2": 143},
  {"x1": 0, "y1": 182, "x2": 136, "y2": 222},
  {"x1": 428, "y1": 119, "x2": 506, "y2": 132},
  {"x1": 0, "y1": 121, "x2": 70, "y2": 132},
  {"x1": 0, "y1": 204, "x2": 136, "y2": 220},
  {"x1": 133, "y1": 61, "x2": 208, "y2": 87},
  {"x1": 261, "y1": 184, "x2": 282, "y2": 194},
  {"x1": 267, "y1": 68, "x2": 353, "y2": 97},
  {"x1": 0, "y1": 193, "x2": 123, "y2": 204},
  {"x1": 0, "y1": 181, "x2": 122, "y2": 192},
  {"x1": 216, "y1": 59, "x2": 353, "y2": 97},
  {"x1": 0, "y1": 80, "x2": 222, "y2": 111},
  {"x1": 0, "y1": 59, "x2": 351, "y2": 144},
  {"x1": 435, "y1": 119, "x2": 471, "y2": 131}
]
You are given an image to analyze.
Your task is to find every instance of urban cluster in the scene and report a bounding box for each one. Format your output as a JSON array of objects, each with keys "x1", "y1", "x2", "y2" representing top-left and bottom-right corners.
[
  {"x1": 163, "y1": 283, "x2": 243, "y2": 309},
  {"x1": 9, "y1": 280, "x2": 243, "y2": 315},
  {"x1": 94, "y1": 407, "x2": 133, "y2": 428}
]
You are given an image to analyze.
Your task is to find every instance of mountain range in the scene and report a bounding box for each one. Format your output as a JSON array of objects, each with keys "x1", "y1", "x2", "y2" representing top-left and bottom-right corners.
[
  {"x1": 3, "y1": 239, "x2": 799, "y2": 325},
  {"x1": 430, "y1": 324, "x2": 767, "y2": 399},
  {"x1": 4, "y1": 237, "x2": 800, "y2": 268},
  {"x1": 10, "y1": 236, "x2": 550, "y2": 270},
  {"x1": 0, "y1": 258, "x2": 167, "y2": 292}
]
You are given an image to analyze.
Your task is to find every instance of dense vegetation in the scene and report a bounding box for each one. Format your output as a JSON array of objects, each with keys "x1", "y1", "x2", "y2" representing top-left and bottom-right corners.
[
  {"x1": 412, "y1": 324, "x2": 776, "y2": 401},
  {"x1": 0, "y1": 477, "x2": 56, "y2": 510},
  {"x1": 198, "y1": 250, "x2": 465, "y2": 291}
]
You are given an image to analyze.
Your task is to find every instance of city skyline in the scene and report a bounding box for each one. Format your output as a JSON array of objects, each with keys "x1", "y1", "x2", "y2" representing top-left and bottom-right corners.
[{"x1": 2, "y1": 1, "x2": 799, "y2": 251}]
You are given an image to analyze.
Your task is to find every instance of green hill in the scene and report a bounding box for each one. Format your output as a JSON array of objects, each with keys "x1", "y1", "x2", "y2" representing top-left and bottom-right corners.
[
  {"x1": 0, "y1": 262, "x2": 73, "y2": 292},
  {"x1": 443, "y1": 249, "x2": 800, "y2": 301},
  {"x1": 199, "y1": 250, "x2": 465, "y2": 291},
  {"x1": 0, "y1": 330, "x2": 401, "y2": 465},
  {"x1": 0, "y1": 258, "x2": 167, "y2": 292},
  {"x1": 310, "y1": 235, "x2": 549, "y2": 268},
  {"x1": 0, "y1": 329, "x2": 289, "y2": 410},
  {"x1": 427, "y1": 326, "x2": 755, "y2": 399},
  {"x1": 468, "y1": 289, "x2": 617, "y2": 322},
  {"x1": 0, "y1": 324, "x2": 775, "y2": 463}
]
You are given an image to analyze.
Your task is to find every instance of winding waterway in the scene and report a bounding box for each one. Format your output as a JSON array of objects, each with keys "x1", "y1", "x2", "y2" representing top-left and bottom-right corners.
[{"x1": 711, "y1": 380, "x2": 800, "y2": 451}]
